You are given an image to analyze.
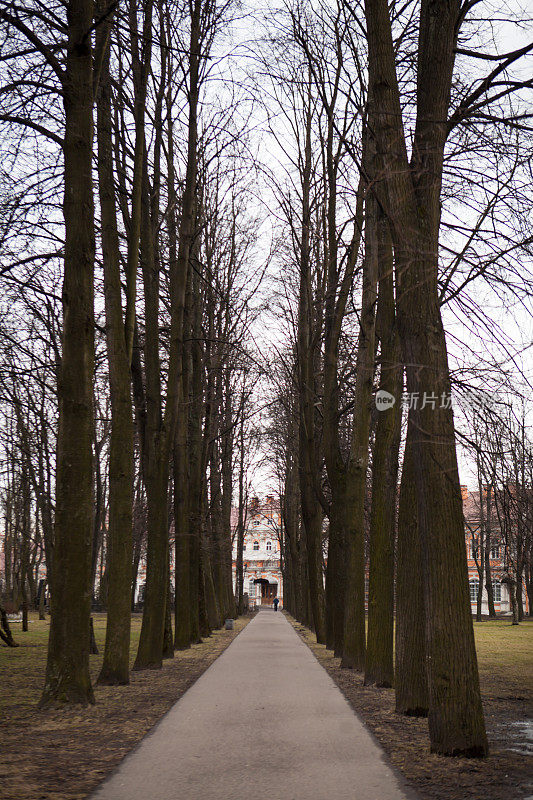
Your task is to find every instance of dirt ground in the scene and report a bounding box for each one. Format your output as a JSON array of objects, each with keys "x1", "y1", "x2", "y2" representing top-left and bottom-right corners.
[
  {"x1": 0, "y1": 612, "x2": 250, "y2": 800},
  {"x1": 287, "y1": 614, "x2": 533, "y2": 800}
]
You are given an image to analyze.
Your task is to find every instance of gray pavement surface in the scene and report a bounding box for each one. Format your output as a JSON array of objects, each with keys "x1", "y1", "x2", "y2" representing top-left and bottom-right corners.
[{"x1": 91, "y1": 610, "x2": 415, "y2": 800}]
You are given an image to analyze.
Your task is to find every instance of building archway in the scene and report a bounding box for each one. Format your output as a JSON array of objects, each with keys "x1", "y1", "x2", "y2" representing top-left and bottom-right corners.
[{"x1": 254, "y1": 577, "x2": 278, "y2": 606}]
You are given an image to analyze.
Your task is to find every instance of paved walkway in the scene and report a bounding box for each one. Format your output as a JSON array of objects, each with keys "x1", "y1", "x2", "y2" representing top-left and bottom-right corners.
[{"x1": 92, "y1": 611, "x2": 415, "y2": 800}]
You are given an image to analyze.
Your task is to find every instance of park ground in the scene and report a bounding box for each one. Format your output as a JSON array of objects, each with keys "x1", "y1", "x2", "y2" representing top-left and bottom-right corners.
[
  {"x1": 0, "y1": 612, "x2": 531, "y2": 800},
  {"x1": 0, "y1": 613, "x2": 250, "y2": 800},
  {"x1": 288, "y1": 614, "x2": 533, "y2": 800}
]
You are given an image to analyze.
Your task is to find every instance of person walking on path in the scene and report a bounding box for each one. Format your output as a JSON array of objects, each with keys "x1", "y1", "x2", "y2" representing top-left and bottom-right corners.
[{"x1": 273, "y1": 597, "x2": 279, "y2": 611}]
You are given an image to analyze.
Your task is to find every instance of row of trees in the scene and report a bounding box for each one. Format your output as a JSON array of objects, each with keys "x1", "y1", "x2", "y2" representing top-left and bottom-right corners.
[
  {"x1": 0, "y1": 0, "x2": 263, "y2": 700},
  {"x1": 254, "y1": 0, "x2": 531, "y2": 759},
  {"x1": 0, "y1": 0, "x2": 531, "y2": 762}
]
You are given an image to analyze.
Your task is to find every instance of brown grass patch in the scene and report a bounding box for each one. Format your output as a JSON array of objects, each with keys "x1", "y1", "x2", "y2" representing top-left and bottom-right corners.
[
  {"x1": 286, "y1": 614, "x2": 532, "y2": 800},
  {"x1": 0, "y1": 612, "x2": 250, "y2": 800}
]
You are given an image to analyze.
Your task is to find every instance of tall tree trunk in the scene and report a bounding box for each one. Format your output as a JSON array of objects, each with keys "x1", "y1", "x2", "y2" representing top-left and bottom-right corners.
[
  {"x1": 516, "y1": 555, "x2": 524, "y2": 621},
  {"x1": 96, "y1": 8, "x2": 134, "y2": 686},
  {"x1": 399, "y1": 217, "x2": 488, "y2": 754},
  {"x1": 4, "y1": 485, "x2": 13, "y2": 598},
  {"x1": 203, "y1": 528, "x2": 220, "y2": 631},
  {"x1": 221, "y1": 391, "x2": 236, "y2": 619},
  {"x1": 208, "y1": 424, "x2": 225, "y2": 625},
  {"x1": 283, "y1": 440, "x2": 303, "y2": 622},
  {"x1": 39, "y1": 0, "x2": 95, "y2": 707},
  {"x1": 503, "y1": 574, "x2": 519, "y2": 625},
  {"x1": 322, "y1": 112, "x2": 342, "y2": 654},
  {"x1": 133, "y1": 150, "x2": 168, "y2": 670},
  {"x1": 188, "y1": 262, "x2": 204, "y2": 644},
  {"x1": 198, "y1": 554, "x2": 211, "y2": 639},
  {"x1": 163, "y1": 570, "x2": 174, "y2": 659},
  {"x1": 297, "y1": 100, "x2": 326, "y2": 644},
  {"x1": 395, "y1": 421, "x2": 428, "y2": 716},
  {"x1": 39, "y1": 585, "x2": 46, "y2": 620},
  {"x1": 91, "y1": 432, "x2": 104, "y2": 599},
  {"x1": 525, "y1": 567, "x2": 532, "y2": 618},
  {"x1": 174, "y1": 382, "x2": 191, "y2": 647},
  {"x1": 21, "y1": 451, "x2": 31, "y2": 633},
  {"x1": 476, "y1": 556, "x2": 485, "y2": 622},
  {"x1": 123, "y1": 0, "x2": 152, "y2": 362},
  {"x1": 365, "y1": 215, "x2": 402, "y2": 687},
  {"x1": 134, "y1": 456, "x2": 169, "y2": 669},
  {"x1": 342, "y1": 193, "x2": 378, "y2": 670},
  {"x1": 323, "y1": 162, "x2": 364, "y2": 658},
  {"x1": 164, "y1": 65, "x2": 192, "y2": 650},
  {"x1": 235, "y1": 385, "x2": 246, "y2": 615},
  {"x1": 482, "y1": 484, "x2": 496, "y2": 618},
  {"x1": 131, "y1": 484, "x2": 144, "y2": 611},
  {"x1": 473, "y1": 447, "x2": 486, "y2": 622}
]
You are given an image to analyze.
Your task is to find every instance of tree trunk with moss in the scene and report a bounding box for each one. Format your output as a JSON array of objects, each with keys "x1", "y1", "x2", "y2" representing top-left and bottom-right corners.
[
  {"x1": 365, "y1": 215, "x2": 402, "y2": 687},
  {"x1": 395, "y1": 421, "x2": 428, "y2": 716},
  {"x1": 188, "y1": 260, "x2": 204, "y2": 644},
  {"x1": 342, "y1": 193, "x2": 378, "y2": 671},
  {"x1": 163, "y1": 572, "x2": 174, "y2": 659},
  {"x1": 364, "y1": 0, "x2": 488, "y2": 756},
  {"x1": 133, "y1": 152, "x2": 169, "y2": 671},
  {"x1": 95, "y1": 7, "x2": 134, "y2": 687},
  {"x1": 39, "y1": 0, "x2": 95, "y2": 707},
  {"x1": 174, "y1": 380, "x2": 191, "y2": 648}
]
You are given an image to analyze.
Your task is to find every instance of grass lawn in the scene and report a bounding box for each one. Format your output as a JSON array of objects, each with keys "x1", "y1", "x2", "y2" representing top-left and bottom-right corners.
[
  {"x1": 289, "y1": 615, "x2": 532, "y2": 800},
  {"x1": 473, "y1": 618, "x2": 532, "y2": 697},
  {"x1": 0, "y1": 611, "x2": 250, "y2": 800},
  {"x1": 0, "y1": 613, "x2": 142, "y2": 719}
]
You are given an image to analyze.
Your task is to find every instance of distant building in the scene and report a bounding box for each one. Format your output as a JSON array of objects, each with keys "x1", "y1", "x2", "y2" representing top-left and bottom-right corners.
[
  {"x1": 462, "y1": 485, "x2": 529, "y2": 615},
  {"x1": 232, "y1": 495, "x2": 283, "y2": 608},
  {"x1": 2, "y1": 485, "x2": 528, "y2": 618}
]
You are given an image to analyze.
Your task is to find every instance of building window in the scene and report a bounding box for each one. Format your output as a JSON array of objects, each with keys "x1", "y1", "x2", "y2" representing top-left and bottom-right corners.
[
  {"x1": 249, "y1": 580, "x2": 255, "y2": 596},
  {"x1": 253, "y1": 541, "x2": 259, "y2": 550},
  {"x1": 490, "y1": 545, "x2": 501, "y2": 560},
  {"x1": 266, "y1": 541, "x2": 272, "y2": 551},
  {"x1": 469, "y1": 578, "x2": 479, "y2": 602},
  {"x1": 492, "y1": 581, "x2": 502, "y2": 602}
]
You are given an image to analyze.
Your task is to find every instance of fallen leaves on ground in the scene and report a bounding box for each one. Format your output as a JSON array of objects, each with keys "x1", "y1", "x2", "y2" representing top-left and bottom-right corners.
[
  {"x1": 287, "y1": 615, "x2": 532, "y2": 800},
  {"x1": 0, "y1": 613, "x2": 250, "y2": 800}
]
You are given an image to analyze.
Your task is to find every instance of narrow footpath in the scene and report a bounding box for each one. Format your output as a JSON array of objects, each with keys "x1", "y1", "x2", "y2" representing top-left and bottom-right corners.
[{"x1": 91, "y1": 610, "x2": 415, "y2": 800}]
